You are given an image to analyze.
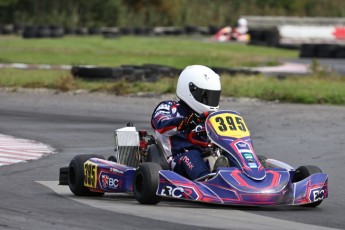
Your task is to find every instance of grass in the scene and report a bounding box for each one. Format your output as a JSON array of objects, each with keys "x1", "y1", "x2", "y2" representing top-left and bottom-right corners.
[
  {"x1": 1, "y1": 68, "x2": 344, "y2": 105},
  {"x1": 221, "y1": 74, "x2": 345, "y2": 104},
  {"x1": 0, "y1": 35, "x2": 296, "y2": 67},
  {"x1": 0, "y1": 68, "x2": 178, "y2": 93},
  {"x1": 0, "y1": 35, "x2": 344, "y2": 105}
]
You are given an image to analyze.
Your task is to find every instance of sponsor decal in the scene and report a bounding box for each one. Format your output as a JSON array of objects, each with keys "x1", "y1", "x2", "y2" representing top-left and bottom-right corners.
[
  {"x1": 99, "y1": 172, "x2": 121, "y2": 190},
  {"x1": 154, "y1": 110, "x2": 170, "y2": 118},
  {"x1": 84, "y1": 161, "x2": 97, "y2": 188},
  {"x1": 248, "y1": 162, "x2": 257, "y2": 168},
  {"x1": 171, "y1": 106, "x2": 177, "y2": 115},
  {"x1": 110, "y1": 167, "x2": 124, "y2": 174},
  {"x1": 180, "y1": 156, "x2": 194, "y2": 170},
  {"x1": 235, "y1": 142, "x2": 250, "y2": 151},
  {"x1": 243, "y1": 153, "x2": 253, "y2": 158},
  {"x1": 243, "y1": 152, "x2": 254, "y2": 162},
  {"x1": 157, "y1": 104, "x2": 170, "y2": 111},
  {"x1": 101, "y1": 174, "x2": 109, "y2": 188},
  {"x1": 309, "y1": 188, "x2": 325, "y2": 202},
  {"x1": 160, "y1": 185, "x2": 184, "y2": 198}
]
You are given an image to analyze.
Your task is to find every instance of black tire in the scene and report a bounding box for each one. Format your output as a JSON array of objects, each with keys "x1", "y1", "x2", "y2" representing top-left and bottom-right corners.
[
  {"x1": 335, "y1": 46, "x2": 345, "y2": 58},
  {"x1": 145, "y1": 144, "x2": 170, "y2": 170},
  {"x1": 50, "y1": 26, "x2": 64, "y2": 38},
  {"x1": 133, "y1": 162, "x2": 162, "y2": 204},
  {"x1": 59, "y1": 166, "x2": 69, "y2": 185},
  {"x1": 257, "y1": 155, "x2": 268, "y2": 168},
  {"x1": 71, "y1": 66, "x2": 118, "y2": 80},
  {"x1": 292, "y1": 165, "x2": 323, "y2": 207},
  {"x1": 267, "y1": 29, "x2": 280, "y2": 47},
  {"x1": 22, "y1": 26, "x2": 37, "y2": 39},
  {"x1": 68, "y1": 154, "x2": 105, "y2": 196},
  {"x1": 108, "y1": 155, "x2": 117, "y2": 163},
  {"x1": 300, "y1": 44, "x2": 318, "y2": 58},
  {"x1": 316, "y1": 44, "x2": 337, "y2": 58}
]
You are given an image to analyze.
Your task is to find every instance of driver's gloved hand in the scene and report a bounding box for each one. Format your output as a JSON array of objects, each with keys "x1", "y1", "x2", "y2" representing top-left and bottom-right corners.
[
  {"x1": 177, "y1": 113, "x2": 198, "y2": 131},
  {"x1": 195, "y1": 111, "x2": 210, "y2": 123}
]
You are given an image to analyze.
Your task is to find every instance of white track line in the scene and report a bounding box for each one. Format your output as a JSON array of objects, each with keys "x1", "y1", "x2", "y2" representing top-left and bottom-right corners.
[{"x1": 38, "y1": 181, "x2": 341, "y2": 230}]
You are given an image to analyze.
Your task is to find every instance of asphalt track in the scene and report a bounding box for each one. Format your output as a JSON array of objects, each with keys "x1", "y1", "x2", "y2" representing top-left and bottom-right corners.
[{"x1": 0, "y1": 89, "x2": 344, "y2": 230}]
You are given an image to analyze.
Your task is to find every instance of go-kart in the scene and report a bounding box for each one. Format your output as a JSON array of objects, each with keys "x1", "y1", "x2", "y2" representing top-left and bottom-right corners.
[{"x1": 59, "y1": 110, "x2": 328, "y2": 207}]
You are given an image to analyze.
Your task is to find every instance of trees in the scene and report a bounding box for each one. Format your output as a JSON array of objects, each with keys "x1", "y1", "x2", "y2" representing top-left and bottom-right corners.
[{"x1": 0, "y1": 0, "x2": 344, "y2": 27}]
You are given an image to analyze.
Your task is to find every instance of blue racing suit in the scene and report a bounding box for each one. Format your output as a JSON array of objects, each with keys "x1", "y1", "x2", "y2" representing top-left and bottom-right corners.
[{"x1": 151, "y1": 100, "x2": 210, "y2": 180}]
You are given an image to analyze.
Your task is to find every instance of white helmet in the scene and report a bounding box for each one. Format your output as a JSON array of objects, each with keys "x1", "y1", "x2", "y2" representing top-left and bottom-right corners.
[
  {"x1": 238, "y1": 18, "x2": 248, "y2": 26},
  {"x1": 176, "y1": 65, "x2": 221, "y2": 114}
]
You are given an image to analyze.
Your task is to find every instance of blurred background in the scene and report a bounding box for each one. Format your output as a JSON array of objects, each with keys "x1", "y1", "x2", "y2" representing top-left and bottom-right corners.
[
  {"x1": 0, "y1": 0, "x2": 344, "y2": 104},
  {"x1": 1, "y1": 0, "x2": 345, "y2": 28}
]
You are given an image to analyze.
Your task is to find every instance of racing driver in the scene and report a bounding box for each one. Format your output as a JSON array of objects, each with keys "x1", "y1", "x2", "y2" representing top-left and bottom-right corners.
[{"x1": 151, "y1": 65, "x2": 228, "y2": 180}]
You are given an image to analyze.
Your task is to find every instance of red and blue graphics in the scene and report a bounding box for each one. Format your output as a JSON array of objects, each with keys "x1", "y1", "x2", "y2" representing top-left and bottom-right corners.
[
  {"x1": 155, "y1": 110, "x2": 328, "y2": 206},
  {"x1": 82, "y1": 110, "x2": 328, "y2": 206},
  {"x1": 156, "y1": 167, "x2": 327, "y2": 205},
  {"x1": 206, "y1": 110, "x2": 266, "y2": 180},
  {"x1": 83, "y1": 158, "x2": 135, "y2": 193}
]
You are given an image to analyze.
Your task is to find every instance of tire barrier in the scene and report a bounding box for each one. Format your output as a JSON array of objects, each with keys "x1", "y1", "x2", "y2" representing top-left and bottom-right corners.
[
  {"x1": 71, "y1": 64, "x2": 183, "y2": 82},
  {"x1": 248, "y1": 28, "x2": 280, "y2": 47},
  {"x1": 0, "y1": 62, "x2": 306, "y2": 78},
  {"x1": 2, "y1": 22, "x2": 345, "y2": 52},
  {"x1": 299, "y1": 44, "x2": 345, "y2": 58},
  {"x1": 22, "y1": 25, "x2": 64, "y2": 39},
  {"x1": 0, "y1": 24, "x2": 223, "y2": 38},
  {"x1": 102, "y1": 27, "x2": 121, "y2": 39},
  {"x1": 71, "y1": 64, "x2": 260, "y2": 82},
  {"x1": 0, "y1": 24, "x2": 14, "y2": 35}
]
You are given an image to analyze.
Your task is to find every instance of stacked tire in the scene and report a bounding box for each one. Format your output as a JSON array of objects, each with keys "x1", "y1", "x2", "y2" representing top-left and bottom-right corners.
[
  {"x1": 248, "y1": 28, "x2": 280, "y2": 47},
  {"x1": 71, "y1": 64, "x2": 182, "y2": 82},
  {"x1": 300, "y1": 44, "x2": 345, "y2": 58},
  {"x1": 22, "y1": 25, "x2": 64, "y2": 39}
]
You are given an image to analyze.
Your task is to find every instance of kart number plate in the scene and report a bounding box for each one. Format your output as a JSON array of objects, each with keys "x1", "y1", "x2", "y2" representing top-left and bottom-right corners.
[
  {"x1": 84, "y1": 161, "x2": 97, "y2": 188},
  {"x1": 209, "y1": 113, "x2": 250, "y2": 138}
]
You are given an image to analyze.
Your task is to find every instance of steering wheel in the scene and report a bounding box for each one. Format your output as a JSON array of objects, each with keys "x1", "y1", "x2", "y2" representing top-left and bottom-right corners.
[{"x1": 187, "y1": 125, "x2": 213, "y2": 148}]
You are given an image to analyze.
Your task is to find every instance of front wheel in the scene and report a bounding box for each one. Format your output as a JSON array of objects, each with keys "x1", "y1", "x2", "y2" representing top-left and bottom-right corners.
[
  {"x1": 292, "y1": 165, "x2": 323, "y2": 207},
  {"x1": 257, "y1": 155, "x2": 268, "y2": 168},
  {"x1": 133, "y1": 162, "x2": 162, "y2": 204}
]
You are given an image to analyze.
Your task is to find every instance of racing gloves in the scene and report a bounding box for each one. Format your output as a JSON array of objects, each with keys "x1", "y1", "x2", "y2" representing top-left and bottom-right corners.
[
  {"x1": 177, "y1": 112, "x2": 210, "y2": 131},
  {"x1": 177, "y1": 113, "x2": 197, "y2": 131}
]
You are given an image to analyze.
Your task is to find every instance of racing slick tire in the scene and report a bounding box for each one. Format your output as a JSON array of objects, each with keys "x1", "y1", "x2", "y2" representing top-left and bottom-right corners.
[
  {"x1": 257, "y1": 155, "x2": 268, "y2": 168},
  {"x1": 68, "y1": 154, "x2": 105, "y2": 196},
  {"x1": 108, "y1": 155, "x2": 117, "y2": 163},
  {"x1": 133, "y1": 162, "x2": 162, "y2": 204},
  {"x1": 292, "y1": 165, "x2": 323, "y2": 207},
  {"x1": 145, "y1": 144, "x2": 170, "y2": 170}
]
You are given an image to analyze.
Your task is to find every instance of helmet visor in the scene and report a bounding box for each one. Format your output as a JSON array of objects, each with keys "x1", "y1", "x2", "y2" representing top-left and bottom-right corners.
[{"x1": 189, "y1": 83, "x2": 221, "y2": 107}]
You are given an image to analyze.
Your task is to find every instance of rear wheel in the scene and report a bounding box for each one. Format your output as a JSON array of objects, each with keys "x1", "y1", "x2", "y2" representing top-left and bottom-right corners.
[
  {"x1": 292, "y1": 165, "x2": 323, "y2": 207},
  {"x1": 108, "y1": 155, "x2": 117, "y2": 163},
  {"x1": 145, "y1": 144, "x2": 170, "y2": 170},
  {"x1": 133, "y1": 162, "x2": 162, "y2": 204},
  {"x1": 68, "y1": 154, "x2": 105, "y2": 196}
]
